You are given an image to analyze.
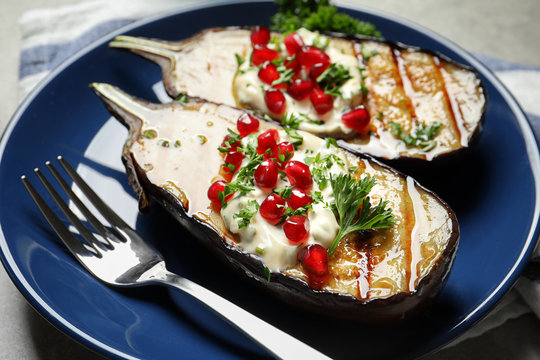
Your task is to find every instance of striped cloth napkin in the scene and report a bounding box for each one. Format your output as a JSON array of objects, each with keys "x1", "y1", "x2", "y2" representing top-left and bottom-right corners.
[{"x1": 17, "y1": 0, "x2": 540, "y2": 346}]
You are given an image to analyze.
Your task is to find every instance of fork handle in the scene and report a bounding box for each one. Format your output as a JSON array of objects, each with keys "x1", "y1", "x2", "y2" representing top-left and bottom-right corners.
[{"x1": 157, "y1": 271, "x2": 331, "y2": 360}]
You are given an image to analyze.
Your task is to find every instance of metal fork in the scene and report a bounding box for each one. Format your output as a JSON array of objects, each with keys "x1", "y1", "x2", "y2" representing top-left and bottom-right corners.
[{"x1": 21, "y1": 156, "x2": 330, "y2": 360}]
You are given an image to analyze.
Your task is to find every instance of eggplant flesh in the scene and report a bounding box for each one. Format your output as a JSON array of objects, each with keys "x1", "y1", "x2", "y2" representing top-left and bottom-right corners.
[
  {"x1": 110, "y1": 27, "x2": 486, "y2": 162},
  {"x1": 90, "y1": 83, "x2": 459, "y2": 322}
]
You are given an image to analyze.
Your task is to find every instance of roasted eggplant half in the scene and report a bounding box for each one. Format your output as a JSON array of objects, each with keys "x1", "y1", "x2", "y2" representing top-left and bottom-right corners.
[
  {"x1": 90, "y1": 82, "x2": 459, "y2": 322},
  {"x1": 110, "y1": 27, "x2": 486, "y2": 162}
]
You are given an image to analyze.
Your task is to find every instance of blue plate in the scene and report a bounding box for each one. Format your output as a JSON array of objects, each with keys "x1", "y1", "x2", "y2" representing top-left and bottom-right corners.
[{"x1": 1, "y1": 2, "x2": 539, "y2": 359}]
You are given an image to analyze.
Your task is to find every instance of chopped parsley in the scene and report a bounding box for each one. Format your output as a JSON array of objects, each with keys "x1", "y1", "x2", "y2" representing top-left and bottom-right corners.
[
  {"x1": 233, "y1": 200, "x2": 260, "y2": 228},
  {"x1": 218, "y1": 129, "x2": 241, "y2": 153},
  {"x1": 310, "y1": 190, "x2": 324, "y2": 204},
  {"x1": 235, "y1": 53, "x2": 245, "y2": 67},
  {"x1": 305, "y1": 152, "x2": 345, "y2": 190},
  {"x1": 361, "y1": 46, "x2": 379, "y2": 62},
  {"x1": 328, "y1": 174, "x2": 395, "y2": 256},
  {"x1": 273, "y1": 185, "x2": 293, "y2": 199},
  {"x1": 316, "y1": 63, "x2": 352, "y2": 98},
  {"x1": 218, "y1": 133, "x2": 265, "y2": 208},
  {"x1": 140, "y1": 129, "x2": 157, "y2": 140},
  {"x1": 264, "y1": 266, "x2": 271, "y2": 282},
  {"x1": 175, "y1": 93, "x2": 188, "y2": 104},
  {"x1": 325, "y1": 137, "x2": 338, "y2": 148},
  {"x1": 272, "y1": 66, "x2": 295, "y2": 87},
  {"x1": 281, "y1": 113, "x2": 304, "y2": 148},
  {"x1": 312, "y1": 34, "x2": 330, "y2": 51},
  {"x1": 389, "y1": 121, "x2": 442, "y2": 151}
]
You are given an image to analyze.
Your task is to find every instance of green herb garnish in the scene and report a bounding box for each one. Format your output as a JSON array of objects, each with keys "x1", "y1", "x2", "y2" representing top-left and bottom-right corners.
[
  {"x1": 305, "y1": 152, "x2": 345, "y2": 190},
  {"x1": 328, "y1": 174, "x2": 395, "y2": 256},
  {"x1": 361, "y1": 46, "x2": 379, "y2": 62},
  {"x1": 326, "y1": 137, "x2": 338, "y2": 148},
  {"x1": 264, "y1": 266, "x2": 271, "y2": 283},
  {"x1": 389, "y1": 121, "x2": 442, "y2": 151},
  {"x1": 281, "y1": 113, "x2": 304, "y2": 148},
  {"x1": 234, "y1": 200, "x2": 260, "y2": 229},
  {"x1": 270, "y1": 0, "x2": 380, "y2": 37},
  {"x1": 272, "y1": 66, "x2": 295, "y2": 87},
  {"x1": 310, "y1": 190, "x2": 324, "y2": 204},
  {"x1": 316, "y1": 63, "x2": 352, "y2": 98},
  {"x1": 235, "y1": 53, "x2": 245, "y2": 67},
  {"x1": 175, "y1": 93, "x2": 188, "y2": 104},
  {"x1": 140, "y1": 129, "x2": 157, "y2": 140},
  {"x1": 273, "y1": 185, "x2": 293, "y2": 199}
]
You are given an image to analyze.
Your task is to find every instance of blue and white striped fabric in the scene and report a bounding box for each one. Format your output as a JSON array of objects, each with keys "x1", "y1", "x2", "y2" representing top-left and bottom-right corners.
[{"x1": 17, "y1": 0, "x2": 540, "y2": 344}]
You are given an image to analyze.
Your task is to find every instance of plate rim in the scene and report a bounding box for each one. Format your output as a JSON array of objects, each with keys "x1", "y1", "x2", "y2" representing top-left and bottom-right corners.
[{"x1": 1, "y1": 1, "x2": 539, "y2": 359}]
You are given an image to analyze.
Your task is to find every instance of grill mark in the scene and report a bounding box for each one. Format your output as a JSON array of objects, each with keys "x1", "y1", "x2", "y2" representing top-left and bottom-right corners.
[
  {"x1": 436, "y1": 61, "x2": 467, "y2": 146},
  {"x1": 393, "y1": 48, "x2": 418, "y2": 124}
]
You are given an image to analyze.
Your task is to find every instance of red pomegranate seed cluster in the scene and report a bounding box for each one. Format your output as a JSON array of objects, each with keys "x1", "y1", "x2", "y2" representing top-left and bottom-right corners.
[
  {"x1": 246, "y1": 27, "x2": 372, "y2": 134},
  {"x1": 208, "y1": 112, "x2": 330, "y2": 286},
  {"x1": 247, "y1": 27, "x2": 331, "y2": 117}
]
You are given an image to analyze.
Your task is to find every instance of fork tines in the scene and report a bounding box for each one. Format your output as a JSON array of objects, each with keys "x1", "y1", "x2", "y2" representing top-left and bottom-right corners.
[{"x1": 21, "y1": 156, "x2": 124, "y2": 256}]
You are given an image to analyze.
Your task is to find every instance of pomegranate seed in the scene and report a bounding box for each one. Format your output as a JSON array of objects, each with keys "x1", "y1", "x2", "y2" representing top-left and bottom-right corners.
[
  {"x1": 258, "y1": 62, "x2": 280, "y2": 86},
  {"x1": 250, "y1": 26, "x2": 270, "y2": 46},
  {"x1": 297, "y1": 46, "x2": 330, "y2": 68},
  {"x1": 310, "y1": 88, "x2": 334, "y2": 115},
  {"x1": 254, "y1": 159, "x2": 279, "y2": 190},
  {"x1": 222, "y1": 151, "x2": 244, "y2": 176},
  {"x1": 287, "y1": 78, "x2": 314, "y2": 101},
  {"x1": 260, "y1": 193, "x2": 286, "y2": 225},
  {"x1": 252, "y1": 45, "x2": 280, "y2": 66},
  {"x1": 257, "y1": 129, "x2": 280, "y2": 156},
  {"x1": 309, "y1": 62, "x2": 330, "y2": 82},
  {"x1": 237, "y1": 113, "x2": 260, "y2": 137},
  {"x1": 207, "y1": 180, "x2": 232, "y2": 205},
  {"x1": 287, "y1": 188, "x2": 312, "y2": 210},
  {"x1": 275, "y1": 141, "x2": 294, "y2": 169},
  {"x1": 284, "y1": 56, "x2": 300, "y2": 74},
  {"x1": 284, "y1": 215, "x2": 310, "y2": 245},
  {"x1": 264, "y1": 88, "x2": 286, "y2": 115},
  {"x1": 299, "y1": 244, "x2": 329, "y2": 285},
  {"x1": 220, "y1": 134, "x2": 240, "y2": 154},
  {"x1": 342, "y1": 106, "x2": 371, "y2": 133},
  {"x1": 284, "y1": 33, "x2": 304, "y2": 55},
  {"x1": 285, "y1": 161, "x2": 313, "y2": 190}
]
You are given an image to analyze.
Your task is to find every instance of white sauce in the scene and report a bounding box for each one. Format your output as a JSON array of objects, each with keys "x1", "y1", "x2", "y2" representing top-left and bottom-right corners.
[
  {"x1": 233, "y1": 28, "x2": 363, "y2": 137},
  {"x1": 220, "y1": 130, "x2": 348, "y2": 270}
]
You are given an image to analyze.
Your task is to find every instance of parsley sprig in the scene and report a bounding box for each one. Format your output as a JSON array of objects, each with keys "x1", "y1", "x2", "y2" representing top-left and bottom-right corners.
[
  {"x1": 389, "y1": 121, "x2": 442, "y2": 151},
  {"x1": 328, "y1": 174, "x2": 395, "y2": 257}
]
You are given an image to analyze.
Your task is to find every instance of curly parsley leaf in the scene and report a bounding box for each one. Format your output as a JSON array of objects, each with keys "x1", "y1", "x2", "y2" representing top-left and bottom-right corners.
[
  {"x1": 328, "y1": 174, "x2": 395, "y2": 257},
  {"x1": 270, "y1": 0, "x2": 380, "y2": 37}
]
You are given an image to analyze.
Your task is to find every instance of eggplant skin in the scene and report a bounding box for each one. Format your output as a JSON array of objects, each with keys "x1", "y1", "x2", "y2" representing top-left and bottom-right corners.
[
  {"x1": 91, "y1": 83, "x2": 459, "y2": 323},
  {"x1": 110, "y1": 26, "x2": 487, "y2": 164}
]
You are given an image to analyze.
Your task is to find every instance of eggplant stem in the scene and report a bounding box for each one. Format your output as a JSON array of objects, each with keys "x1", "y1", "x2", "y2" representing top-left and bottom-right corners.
[{"x1": 110, "y1": 35, "x2": 183, "y2": 59}]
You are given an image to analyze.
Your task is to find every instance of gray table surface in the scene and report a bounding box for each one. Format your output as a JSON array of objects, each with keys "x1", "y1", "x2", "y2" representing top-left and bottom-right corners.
[{"x1": 1, "y1": 0, "x2": 540, "y2": 359}]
